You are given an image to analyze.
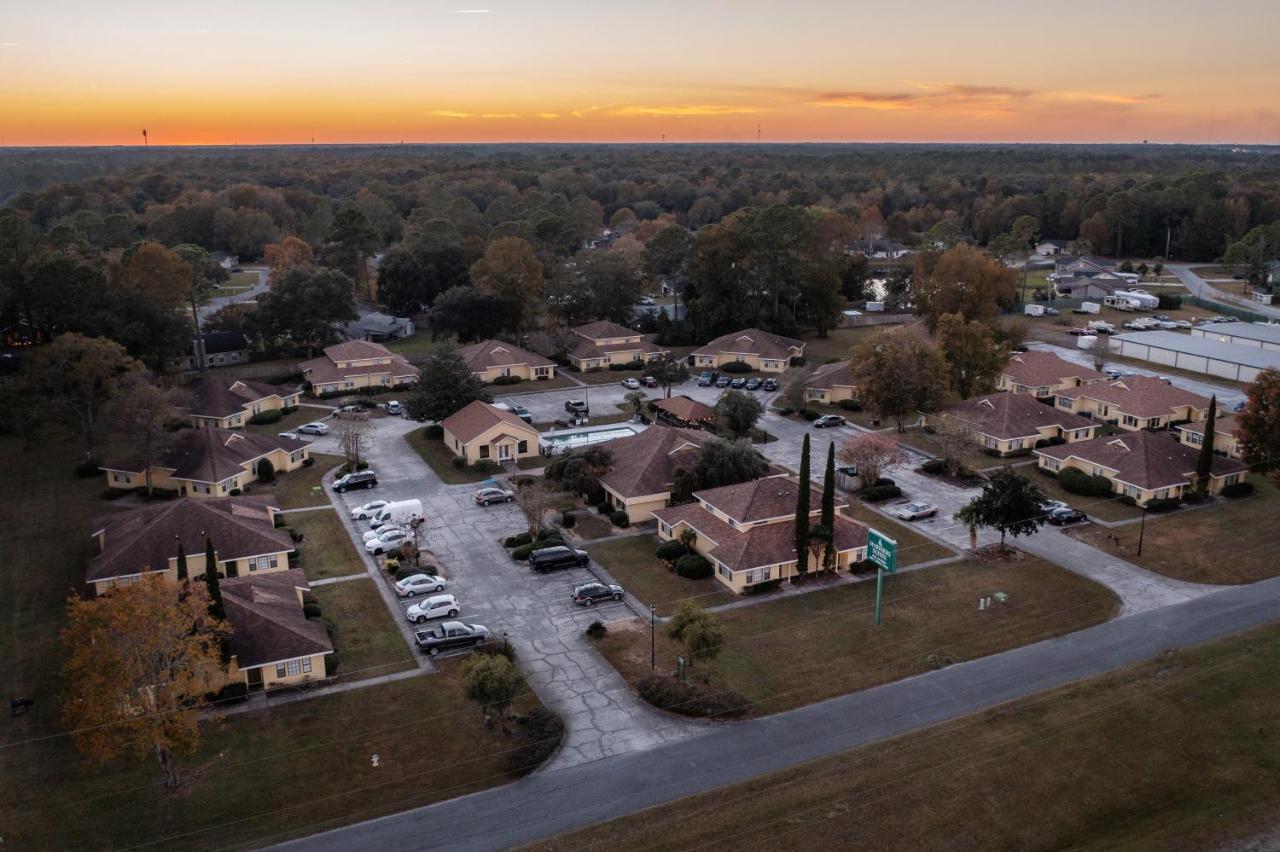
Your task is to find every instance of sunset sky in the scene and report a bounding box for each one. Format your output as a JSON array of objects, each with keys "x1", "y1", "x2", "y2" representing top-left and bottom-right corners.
[{"x1": 3, "y1": 0, "x2": 1278, "y2": 146}]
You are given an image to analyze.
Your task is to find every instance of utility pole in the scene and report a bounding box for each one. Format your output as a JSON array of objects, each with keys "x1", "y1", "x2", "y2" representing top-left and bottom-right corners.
[
  {"x1": 649, "y1": 604, "x2": 656, "y2": 669},
  {"x1": 1165, "y1": 225, "x2": 1172, "y2": 260},
  {"x1": 142, "y1": 128, "x2": 148, "y2": 148},
  {"x1": 189, "y1": 280, "x2": 206, "y2": 373},
  {"x1": 1137, "y1": 505, "x2": 1148, "y2": 556}
]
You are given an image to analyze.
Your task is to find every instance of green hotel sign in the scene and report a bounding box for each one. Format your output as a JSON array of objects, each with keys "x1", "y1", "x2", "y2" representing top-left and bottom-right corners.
[{"x1": 867, "y1": 528, "x2": 897, "y2": 574}]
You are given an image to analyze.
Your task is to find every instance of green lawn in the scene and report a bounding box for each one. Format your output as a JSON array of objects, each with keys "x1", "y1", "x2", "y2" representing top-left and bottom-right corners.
[
  {"x1": 800, "y1": 325, "x2": 891, "y2": 363},
  {"x1": 541, "y1": 622, "x2": 1280, "y2": 852},
  {"x1": 283, "y1": 509, "x2": 367, "y2": 580},
  {"x1": 1068, "y1": 477, "x2": 1279, "y2": 584},
  {"x1": 311, "y1": 578, "x2": 416, "y2": 681},
  {"x1": 406, "y1": 429, "x2": 546, "y2": 484},
  {"x1": 839, "y1": 503, "x2": 956, "y2": 566},
  {"x1": 597, "y1": 555, "x2": 1118, "y2": 716},
  {"x1": 243, "y1": 406, "x2": 331, "y2": 437},
  {"x1": 898, "y1": 427, "x2": 1029, "y2": 475},
  {"x1": 384, "y1": 330, "x2": 444, "y2": 358},
  {"x1": 489, "y1": 373, "x2": 582, "y2": 393},
  {"x1": 249, "y1": 452, "x2": 342, "y2": 509},
  {"x1": 586, "y1": 534, "x2": 737, "y2": 617}
]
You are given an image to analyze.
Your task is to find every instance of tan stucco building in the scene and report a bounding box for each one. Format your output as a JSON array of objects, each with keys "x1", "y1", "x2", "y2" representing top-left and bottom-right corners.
[
  {"x1": 185, "y1": 376, "x2": 302, "y2": 429},
  {"x1": 928, "y1": 392, "x2": 1098, "y2": 456},
  {"x1": 997, "y1": 351, "x2": 1109, "y2": 398},
  {"x1": 566, "y1": 320, "x2": 669, "y2": 371},
  {"x1": 222, "y1": 570, "x2": 333, "y2": 690},
  {"x1": 1054, "y1": 376, "x2": 1210, "y2": 431},
  {"x1": 804, "y1": 360, "x2": 857, "y2": 404},
  {"x1": 1177, "y1": 414, "x2": 1244, "y2": 459},
  {"x1": 595, "y1": 426, "x2": 710, "y2": 523},
  {"x1": 458, "y1": 339, "x2": 556, "y2": 383},
  {"x1": 440, "y1": 400, "x2": 541, "y2": 465},
  {"x1": 101, "y1": 428, "x2": 311, "y2": 498},
  {"x1": 300, "y1": 340, "x2": 419, "y2": 397},
  {"x1": 692, "y1": 328, "x2": 805, "y2": 374}
]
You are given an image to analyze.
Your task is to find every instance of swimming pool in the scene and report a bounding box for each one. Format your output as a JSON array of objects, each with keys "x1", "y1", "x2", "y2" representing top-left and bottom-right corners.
[{"x1": 540, "y1": 423, "x2": 641, "y2": 452}]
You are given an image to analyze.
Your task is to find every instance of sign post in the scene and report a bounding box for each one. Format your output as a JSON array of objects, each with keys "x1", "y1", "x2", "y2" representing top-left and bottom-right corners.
[{"x1": 867, "y1": 528, "x2": 897, "y2": 625}]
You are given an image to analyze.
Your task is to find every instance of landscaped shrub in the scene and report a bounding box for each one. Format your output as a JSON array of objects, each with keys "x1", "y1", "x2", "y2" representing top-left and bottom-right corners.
[
  {"x1": 423, "y1": 424, "x2": 444, "y2": 439},
  {"x1": 610, "y1": 510, "x2": 631, "y2": 527},
  {"x1": 281, "y1": 405, "x2": 299, "y2": 415},
  {"x1": 302, "y1": 603, "x2": 323, "y2": 619},
  {"x1": 637, "y1": 676, "x2": 750, "y2": 718},
  {"x1": 800, "y1": 408, "x2": 820, "y2": 421},
  {"x1": 74, "y1": 459, "x2": 103, "y2": 478},
  {"x1": 451, "y1": 457, "x2": 467, "y2": 470},
  {"x1": 257, "y1": 458, "x2": 276, "y2": 484},
  {"x1": 1144, "y1": 497, "x2": 1183, "y2": 512},
  {"x1": 1221, "y1": 481, "x2": 1255, "y2": 498},
  {"x1": 384, "y1": 557, "x2": 400, "y2": 572},
  {"x1": 674, "y1": 553, "x2": 712, "y2": 579},
  {"x1": 250, "y1": 409, "x2": 283, "y2": 425},
  {"x1": 745, "y1": 578, "x2": 783, "y2": 595},
  {"x1": 1035, "y1": 436, "x2": 1067, "y2": 448},
  {"x1": 508, "y1": 707, "x2": 566, "y2": 774},
  {"x1": 609, "y1": 359, "x2": 645, "y2": 371},
  {"x1": 394, "y1": 565, "x2": 422, "y2": 582},
  {"x1": 473, "y1": 460, "x2": 499, "y2": 474},
  {"x1": 1059, "y1": 466, "x2": 1114, "y2": 497},
  {"x1": 862, "y1": 484, "x2": 903, "y2": 502},
  {"x1": 920, "y1": 458, "x2": 949, "y2": 475},
  {"x1": 537, "y1": 536, "x2": 565, "y2": 549},
  {"x1": 655, "y1": 540, "x2": 688, "y2": 564},
  {"x1": 504, "y1": 532, "x2": 533, "y2": 548},
  {"x1": 720, "y1": 360, "x2": 752, "y2": 374},
  {"x1": 837, "y1": 398, "x2": 863, "y2": 412},
  {"x1": 536, "y1": 528, "x2": 559, "y2": 541},
  {"x1": 874, "y1": 477, "x2": 895, "y2": 486},
  {"x1": 491, "y1": 375, "x2": 523, "y2": 386},
  {"x1": 511, "y1": 543, "x2": 536, "y2": 560},
  {"x1": 302, "y1": 456, "x2": 316, "y2": 467},
  {"x1": 229, "y1": 488, "x2": 242, "y2": 496},
  {"x1": 583, "y1": 480, "x2": 606, "y2": 504},
  {"x1": 560, "y1": 510, "x2": 577, "y2": 528},
  {"x1": 595, "y1": 501, "x2": 612, "y2": 515},
  {"x1": 325, "y1": 652, "x2": 341, "y2": 676},
  {"x1": 585, "y1": 620, "x2": 607, "y2": 639}
]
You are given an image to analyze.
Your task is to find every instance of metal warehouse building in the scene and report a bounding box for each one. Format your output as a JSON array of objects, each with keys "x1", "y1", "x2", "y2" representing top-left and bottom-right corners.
[
  {"x1": 1110, "y1": 330, "x2": 1280, "y2": 383},
  {"x1": 1189, "y1": 321, "x2": 1280, "y2": 352}
]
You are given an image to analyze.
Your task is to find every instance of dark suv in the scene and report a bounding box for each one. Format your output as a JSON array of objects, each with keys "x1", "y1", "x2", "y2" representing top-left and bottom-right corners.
[
  {"x1": 564, "y1": 399, "x2": 590, "y2": 416},
  {"x1": 332, "y1": 471, "x2": 378, "y2": 492},
  {"x1": 529, "y1": 546, "x2": 590, "y2": 573}
]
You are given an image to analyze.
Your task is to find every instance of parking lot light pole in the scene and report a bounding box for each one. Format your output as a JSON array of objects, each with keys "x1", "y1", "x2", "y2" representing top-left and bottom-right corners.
[
  {"x1": 650, "y1": 604, "x2": 656, "y2": 670},
  {"x1": 1137, "y1": 505, "x2": 1147, "y2": 556}
]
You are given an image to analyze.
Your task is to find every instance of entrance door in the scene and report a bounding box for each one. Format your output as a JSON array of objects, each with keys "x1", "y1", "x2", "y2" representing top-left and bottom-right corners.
[
  {"x1": 497, "y1": 442, "x2": 512, "y2": 461},
  {"x1": 246, "y1": 668, "x2": 263, "y2": 690}
]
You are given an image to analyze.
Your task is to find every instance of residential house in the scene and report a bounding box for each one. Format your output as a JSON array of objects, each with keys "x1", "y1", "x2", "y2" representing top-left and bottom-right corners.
[
  {"x1": 1054, "y1": 376, "x2": 1211, "y2": 431},
  {"x1": 691, "y1": 328, "x2": 805, "y2": 374},
  {"x1": 185, "y1": 376, "x2": 302, "y2": 429},
  {"x1": 1035, "y1": 431, "x2": 1247, "y2": 506},
  {"x1": 804, "y1": 360, "x2": 858, "y2": 404},
  {"x1": 597, "y1": 426, "x2": 710, "y2": 523},
  {"x1": 211, "y1": 251, "x2": 239, "y2": 271},
  {"x1": 86, "y1": 496, "x2": 292, "y2": 595},
  {"x1": 101, "y1": 428, "x2": 311, "y2": 497},
  {"x1": 1035, "y1": 239, "x2": 1071, "y2": 256},
  {"x1": 1050, "y1": 256, "x2": 1132, "y2": 299},
  {"x1": 1177, "y1": 415, "x2": 1244, "y2": 459},
  {"x1": 440, "y1": 400, "x2": 541, "y2": 466},
  {"x1": 997, "y1": 351, "x2": 1109, "y2": 398},
  {"x1": 566, "y1": 320, "x2": 669, "y2": 371},
  {"x1": 929, "y1": 392, "x2": 1098, "y2": 456},
  {"x1": 340, "y1": 311, "x2": 415, "y2": 343},
  {"x1": 182, "y1": 331, "x2": 250, "y2": 371},
  {"x1": 654, "y1": 476, "x2": 871, "y2": 594},
  {"x1": 222, "y1": 570, "x2": 333, "y2": 690},
  {"x1": 652, "y1": 396, "x2": 717, "y2": 430},
  {"x1": 300, "y1": 340, "x2": 419, "y2": 397},
  {"x1": 458, "y1": 339, "x2": 556, "y2": 384}
]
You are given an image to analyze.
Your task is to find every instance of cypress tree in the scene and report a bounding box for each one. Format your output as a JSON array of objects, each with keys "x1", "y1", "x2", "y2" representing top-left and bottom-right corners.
[
  {"x1": 794, "y1": 434, "x2": 811, "y2": 577},
  {"x1": 1196, "y1": 395, "x2": 1217, "y2": 494},
  {"x1": 204, "y1": 536, "x2": 224, "y2": 619},
  {"x1": 175, "y1": 543, "x2": 188, "y2": 582},
  {"x1": 820, "y1": 442, "x2": 837, "y2": 571}
]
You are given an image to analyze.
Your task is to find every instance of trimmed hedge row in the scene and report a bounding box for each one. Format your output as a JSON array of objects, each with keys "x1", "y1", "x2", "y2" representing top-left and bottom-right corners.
[
  {"x1": 250, "y1": 409, "x2": 283, "y2": 425},
  {"x1": 508, "y1": 707, "x2": 566, "y2": 774},
  {"x1": 1222, "y1": 481, "x2": 1255, "y2": 498},
  {"x1": 837, "y1": 398, "x2": 863, "y2": 412},
  {"x1": 674, "y1": 553, "x2": 712, "y2": 579},
  {"x1": 720, "y1": 360, "x2": 753, "y2": 374},
  {"x1": 862, "y1": 484, "x2": 902, "y2": 502},
  {"x1": 1058, "y1": 466, "x2": 1115, "y2": 497},
  {"x1": 637, "y1": 676, "x2": 750, "y2": 719}
]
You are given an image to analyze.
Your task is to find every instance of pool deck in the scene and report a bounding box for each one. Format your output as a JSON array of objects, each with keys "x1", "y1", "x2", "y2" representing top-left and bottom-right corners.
[{"x1": 540, "y1": 421, "x2": 645, "y2": 451}]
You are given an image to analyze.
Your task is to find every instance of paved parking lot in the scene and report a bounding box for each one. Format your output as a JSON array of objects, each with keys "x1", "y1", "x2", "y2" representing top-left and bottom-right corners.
[{"x1": 494, "y1": 376, "x2": 771, "y2": 426}]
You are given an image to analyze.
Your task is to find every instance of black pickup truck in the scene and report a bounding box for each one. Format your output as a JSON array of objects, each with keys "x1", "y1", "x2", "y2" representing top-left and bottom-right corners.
[{"x1": 414, "y1": 621, "x2": 491, "y2": 656}]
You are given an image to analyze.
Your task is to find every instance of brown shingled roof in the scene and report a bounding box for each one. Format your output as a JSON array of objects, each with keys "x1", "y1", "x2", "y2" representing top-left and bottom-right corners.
[
  {"x1": 692, "y1": 328, "x2": 805, "y2": 361},
  {"x1": 324, "y1": 340, "x2": 398, "y2": 362},
  {"x1": 441, "y1": 400, "x2": 539, "y2": 445},
  {"x1": 1001, "y1": 351, "x2": 1108, "y2": 389},
  {"x1": 222, "y1": 570, "x2": 333, "y2": 669},
  {"x1": 457, "y1": 339, "x2": 555, "y2": 373},
  {"x1": 695, "y1": 476, "x2": 843, "y2": 524},
  {"x1": 1036, "y1": 430, "x2": 1245, "y2": 490},
  {"x1": 598, "y1": 426, "x2": 709, "y2": 499},
  {"x1": 1177, "y1": 414, "x2": 1241, "y2": 440},
  {"x1": 806, "y1": 360, "x2": 856, "y2": 391},
  {"x1": 300, "y1": 346, "x2": 418, "y2": 386},
  {"x1": 653, "y1": 396, "x2": 716, "y2": 424},
  {"x1": 1057, "y1": 376, "x2": 1211, "y2": 419},
  {"x1": 87, "y1": 496, "x2": 291, "y2": 584},
  {"x1": 572, "y1": 320, "x2": 641, "y2": 341},
  {"x1": 942, "y1": 392, "x2": 1095, "y2": 440},
  {"x1": 185, "y1": 376, "x2": 300, "y2": 419},
  {"x1": 103, "y1": 428, "x2": 310, "y2": 484}
]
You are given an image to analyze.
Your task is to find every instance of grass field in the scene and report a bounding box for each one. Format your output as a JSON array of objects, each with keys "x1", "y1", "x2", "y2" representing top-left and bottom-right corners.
[
  {"x1": 1025, "y1": 465, "x2": 1146, "y2": 523},
  {"x1": 406, "y1": 428, "x2": 546, "y2": 484},
  {"x1": 284, "y1": 508, "x2": 367, "y2": 580},
  {"x1": 250, "y1": 452, "x2": 342, "y2": 509},
  {"x1": 839, "y1": 503, "x2": 956, "y2": 566},
  {"x1": 1068, "y1": 477, "x2": 1279, "y2": 584},
  {"x1": 243, "y1": 406, "x2": 332, "y2": 437},
  {"x1": 540, "y1": 622, "x2": 1280, "y2": 852},
  {"x1": 596, "y1": 554, "x2": 1118, "y2": 717},
  {"x1": 898, "y1": 426, "x2": 1026, "y2": 474},
  {"x1": 311, "y1": 578, "x2": 416, "y2": 681},
  {"x1": 800, "y1": 325, "x2": 892, "y2": 363},
  {"x1": 586, "y1": 534, "x2": 737, "y2": 616},
  {"x1": 489, "y1": 373, "x2": 582, "y2": 392}
]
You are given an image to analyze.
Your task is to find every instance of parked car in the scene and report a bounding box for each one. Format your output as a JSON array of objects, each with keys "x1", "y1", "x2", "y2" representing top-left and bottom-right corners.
[
  {"x1": 1039, "y1": 499, "x2": 1069, "y2": 515},
  {"x1": 1171, "y1": 320, "x2": 1192, "y2": 329},
  {"x1": 698, "y1": 371, "x2": 714, "y2": 387},
  {"x1": 338, "y1": 404, "x2": 363, "y2": 415},
  {"x1": 640, "y1": 375, "x2": 658, "y2": 388},
  {"x1": 761, "y1": 377, "x2": 779, "y2": 392},
  {"x1": 565, "y1": 399, "x2": 589, "y2": 416},
  {"x1": 1044, "y1": 306, "x2": 1059, "y2": 316},
  {"x1": 715, "y1": 375, "x2": 732, "y2": 388},
  {"x1": 385, "y1": 400, "x2": 402, "y2": 416},
  {"x1": 894, "y1": 502, "x2": 938, "y2": 521},
  {"x1": 405, "y1": 594, "x2": 461, "y2": 623},
  {"x1": 639, "y1": 295, "x2": 656, "y2": 305},
  {"x1": 744, "y1": 378, "x2": 761, "y2": 391},
  {"x1": 297, "y1": 421, "x2": 329, "y2": 436},
  {"x1": 1104, "y1": 369, "x2": 1124, "y2": 380},
  {"x1": 395, "y1": 573, "x2": 447, "y2": 597},
  {"x1": 813, "y1": 414, "x2": 846, "y2": 429},
  {"x1": 332, "y1": 470, "x2": 378, "y2": 492},
  {"x1": 572, "y1": 582, "x2": 624, "y2": 606},
  {"x1": 729, "y1": 377, "x2": 747, "y2": 389},
  {"x1": 277, "y1": 431, "x2": 300, "y2": 441},
  {"x1": 474, "y1": 486, "x2": 515, "y2": 506},
  {"x1": 363, "y1": 526, "x2": 402, "y2": 543},
  {"x1": 1047, "y1": 507, "x2": 1088, "y2": 526},
  {"x1": 351, "y1": 499, "x2": 389, "y2": 520},
  {"x1": 415, "y1": 621, "x2": 491, "y2": 656},
  {"x1": 620, "y1": 377, "x2": 641, "y2": 390},
  {"x1": 1065, "y1": 327, "x2": 1091, "y2": 336},
  {"x1": 508, "y1": 403, "x2": 533, "y2": 424},
  {"x1": 364, "y1": 528, "x2": 409, "y2": 555},
  {"x1": 529, "y1": 545, "x2": 590, "y2": 573},
  {"x1": 1233, "y1": 400, "x2": 1247, "y2": 413}
]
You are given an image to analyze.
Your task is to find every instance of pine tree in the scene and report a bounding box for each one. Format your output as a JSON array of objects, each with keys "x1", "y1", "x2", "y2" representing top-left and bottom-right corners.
[
  {"x1": 794, "y1": 434, "x2": 811, "y2": 577},
  {"x1": 820, "y1": 442, "x2": 837, "y2": 572},
  {"x1": 1196, "y1": 395, "x2": 1217, "y2": 494},
  {"x1": 203, "y1": 537, "x2": 223, "y2": 619},
  {"x1": 175, "y1": 543, "x2": 188, "y2": 582}
]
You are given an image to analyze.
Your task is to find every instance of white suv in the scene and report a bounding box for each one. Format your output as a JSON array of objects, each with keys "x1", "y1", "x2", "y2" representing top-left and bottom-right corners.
[{"x1": 405, "y1": 594, "x2": 460, "y2": 623}]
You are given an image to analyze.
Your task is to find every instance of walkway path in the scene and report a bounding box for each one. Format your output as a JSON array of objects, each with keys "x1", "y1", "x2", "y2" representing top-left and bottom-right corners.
[
  {"x1": 284, "y1": 575, "x2": 1280, "y2": 851},
  {"x1": 217, "y1": 667, "x2": 429, "y2": 718},
  {"x1": 1168, "y1": 263, "x2": 1280, "y2": 320}
]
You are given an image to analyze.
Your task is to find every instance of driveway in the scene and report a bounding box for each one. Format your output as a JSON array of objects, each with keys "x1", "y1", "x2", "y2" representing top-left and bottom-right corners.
[
  {"x1": 494, "y1": 376, "x2": 753, "y2": 427},
  {"x1": 199, "y1": 266, "x2": 268, "y2": 320},
  {"x1": 1168, "y1": 263, "x2": 1280, "y2": 320}
]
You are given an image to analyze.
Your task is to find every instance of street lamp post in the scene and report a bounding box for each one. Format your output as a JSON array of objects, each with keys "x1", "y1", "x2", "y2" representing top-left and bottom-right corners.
[
  {"x1": 1137, "y1": 505, "x2": 1148, "y2": 556},
  {"x1": 650, "y1": 604, "x2": 656, "y2": 670}
]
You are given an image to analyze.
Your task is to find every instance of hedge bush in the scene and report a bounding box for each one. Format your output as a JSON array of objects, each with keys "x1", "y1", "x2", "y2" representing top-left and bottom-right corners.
[
  {"x1": 789, "y1": 356, "x2": 806, "y2": 367},
  {"x1": 861, "y1": 484, "x2": 903, "y2": 502},
  {"x1": 302, "y1": 456, "x2": 316, "y2": 467},
  {"x1": 800, "y1": 409, "x2": 820, "y2": 421},
  {"x1": 257, "y1": 458, "x2": 276, "y2": 483},
  {"x1": 325, "y1": 652, "x2": 341, "y2": 676},
  {"x1": 423, "y1": 424, "x2": 444, "y2": 439},
  {"x1": 560, "y1": 510, "x2": 577, "y2": 528},
  {"x1": 302, "y1": 603, "x2": 323, "y2": 619},
  {"x1": 1221, "y1": 481, "x2": 1255, "y2": 498},
  {"x1": 674, "y1": 553, "x2": 712, "y2": 579},
  {"x1": 837, "y1": 398, "x2": 863, "y2": 412},
  {"x1": 508, "y1": 707, "x2": 566, "y2": 774},
  {"x1": 250, "y1": 409, "x2": 283, "y2": 425},
  {"x1": 536, "y1": 527, "x2": 560, "y2": 541},
  {"x1": 610, "y1": 510, "x2": 631, "y2": 528},
  {"x1": 720, "y1": 360, "x2": 753, "y2": 374},
  {"x1": 1058, "y1": 466, "x2": 1115, "y2": 497},
  {"x1": 491, "y1": 374, "x2": 523, "y2": 386},
  {"x1": 745, "y1": 578, "x2": 784, "y2": 595},
  {"x1": 595, "y1": 501, "x2": 612, "y2": 515},
  {"x1": 585, "y1": 620, "x2": 607, "y2": 639},
  {"x1": 1035, "y1": 436, "x2": 1067, "y2": 448},
  {"x1": 511, "y1": 543, "x2": 536, "y2": 560},
  {"x1": 394, "y1": 565, "x2": 423, "y2": 582},
  {"x1": 609, "y1": 360, "x2": 645, "y2": 371},
  {"x1": 655, "y1": 540, "x2": 688, "y2": 563},
  {"x1": 637, "y1": 676, "x2": 750, "y2": 718},
  {"x1": 504, "y1": 532, "x2": 533, "y2": 548},
  {"x1": 1145, "y1": 497, "x2": 1183, "y2": 512},
  {"x1": 875, "y1": 477, "x2": 895, "y2": 487},
  {"x1": 920, "y1": 458, "x2": 948, "y2": 475}
]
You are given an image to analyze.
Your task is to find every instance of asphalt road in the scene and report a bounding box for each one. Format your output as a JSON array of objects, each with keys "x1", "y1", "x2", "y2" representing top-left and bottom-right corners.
[
  {"x1": 283, "y1": 576, "x2": 1280, "y2": 852},
  {"x1": 1168, "y1": 263, "x2": 1280, "y2": 320}
]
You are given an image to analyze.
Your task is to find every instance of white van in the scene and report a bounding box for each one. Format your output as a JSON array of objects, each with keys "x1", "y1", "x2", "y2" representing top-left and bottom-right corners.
[{"x1": 371, "y1": 499, "x2": 424, "y2": 529}]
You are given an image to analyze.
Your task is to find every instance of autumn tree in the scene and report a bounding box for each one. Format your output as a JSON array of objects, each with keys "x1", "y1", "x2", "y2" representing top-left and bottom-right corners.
[
  {"x1": 839, "y1": 432, "x2": 908, "y2": 489},
  {"x1": 851, "y1": 326, "x2": 950, "y2": 431},
  {"x1": 334, "y1": 418, "x2": 371, "y2": 472},
  {"x1": 27, "y1": 333, "x2": 142, "y2": 461},
  {"x1": 327, "y1": 207, "x2": 380, "y2": 299},
  {"x1": 714, "y1": 390, "x2": 763, "y2": 440},
  {"x1": 912, "y1": 244, "x2": 1017, "y2": 330},
  {"x1": 515, "y1": 479, "x2": 561, "y2": 539},
  {"x1": 254, "y1": 266, "x2": 357, "y2": 355},
  {"x1": 1239, "y1": 370, "x2": 1280, "y2": 481},
  {"x1": 936, "y1": 312, "x2": 1006, "y2": 398},
  {"x1": 461, "y1": 653, "x2": 528, "y2": 733},
  {"x1": 263, "y1": 235, "x2": 315, "y2": 278},
  {"x1": 61, "y1": 577, "x2": 229, "y2": 790},
  {"x1": 116, "y1": 242, "x2": 193, "y2": 312},
  {"x1": 470, "y1": 237, "x2": 544, "y2": 329},
  {"x1": 932, "y1": 415, "x2": 976, "y2": 478},
  {"x1": 405, "y1": 343, "x2": 492, "y2": 423},
  {"x1": 104, "y1": 374, "x2": 183, "y2": 496}
]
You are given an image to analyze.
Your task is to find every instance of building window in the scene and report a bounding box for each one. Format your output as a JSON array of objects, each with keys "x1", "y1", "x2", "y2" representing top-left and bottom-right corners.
[
  {"x1": 1185, "y1": 432, "x2": 1203, "y2": 446},
  {"x1": 302, "y1": 658, "x2": 312, "y2": 673},
  {"x1": 276, "y1": 663, "x2": 286, "y2": 678},
  {"x1": 1042, "y1": 458, "x2": 1060, "y2": 472},
  {"x1": 111, "y1": 472, "x2": 127, "y2": 483},
  {"x1": 479, "y1": 445, "x2": 490, "y2": 459},
  {"x1": 1057, "y1": 397, "x2": 1072, "y2": 409},
  {"x1": 1009, "y1": 438, "x2": 1024, "y2": 450},
  {"x1": 1222, "y1": 473, "x2": 1240, "y2": 486},
  {"x1": 518, "y1": 440, "x2": 528, "y2": 454},
  {"x1": 717, "y1": 564, "x2": 732, "y2": 580},
  {"x1": 192, "y1": 482, "x2": 211, "y2": 494},
  {"x1": 290, "y1": 450, "x2": 304, "y2": 463},
  {"x1": 658, "y1": 521, "x2": 670, "y2": 536},
  {"x1": 286, "y1": 659, "x2": 301, "y2": 676},
  {"x1": 1122, "y1": 415, "x2": 1139, "y2": 428},
  {"x1": 1124, "y1": 484, "x2": 1141, "y2": 499},
  {"x1": 249, "y1": 554, "x2": 279, "y2": 572}
]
